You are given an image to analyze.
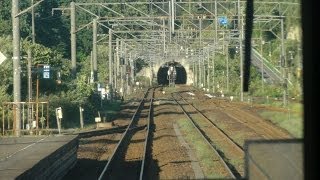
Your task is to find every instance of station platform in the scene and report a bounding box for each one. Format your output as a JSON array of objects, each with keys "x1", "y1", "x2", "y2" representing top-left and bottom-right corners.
[{"x1": 0, "y1": 135, "x2": 78, "y2": 180}]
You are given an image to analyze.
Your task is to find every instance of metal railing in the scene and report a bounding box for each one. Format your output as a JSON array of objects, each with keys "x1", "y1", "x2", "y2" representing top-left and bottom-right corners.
[{"x1": 1, "y1": 101, "x2": 49, "y2": 136}]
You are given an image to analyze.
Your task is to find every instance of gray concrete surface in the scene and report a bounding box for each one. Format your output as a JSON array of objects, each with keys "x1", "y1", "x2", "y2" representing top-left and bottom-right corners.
[{"x1": 0, "y1": 135, "x2": 78, "y2": 179}]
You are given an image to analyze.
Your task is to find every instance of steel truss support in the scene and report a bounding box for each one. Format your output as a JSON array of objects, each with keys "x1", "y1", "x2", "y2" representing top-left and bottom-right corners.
[{"x1": 52, "y1": 0, "x2": 299, "y2": 100}]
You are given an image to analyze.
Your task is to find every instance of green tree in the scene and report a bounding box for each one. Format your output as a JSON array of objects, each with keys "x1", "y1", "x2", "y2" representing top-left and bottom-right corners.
[
  {"x1": 73, "y1": 74, "x2": 95, "y2": 105},
  {"x1": 33, "y1": 0, "x2": 70, "y2": 57}
]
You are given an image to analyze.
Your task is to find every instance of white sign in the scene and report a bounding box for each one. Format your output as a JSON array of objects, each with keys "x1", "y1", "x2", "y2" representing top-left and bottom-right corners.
[
  {"x1": 101, "y1": 88, "x2": 106, "y2": 99},
  {"x1": 43, "y1": 65, "x2": 50, "y2": 69},
  {"x1": 95, "y1": 117, "x2": 101, "y2": 123},
  {"x1": 0, "y1": 51, "x2": 7, "y2": 65},
  {"x1": 97, "y1": 83, "x2": 103, "y2": 91},
  {"x1": 43, "y1": 71, "x2": 50, "y2": 79},
  {"x1": 43, "y1": 65, "x2": 50, "y2": 79},
  {"x1": 56, "y1": 107, "x2": 63, "y2": 119}
]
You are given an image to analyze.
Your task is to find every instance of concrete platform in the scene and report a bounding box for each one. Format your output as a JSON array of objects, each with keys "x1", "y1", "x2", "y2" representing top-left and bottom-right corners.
[{"x1": 0, "y1": 135, "x2": 78, "y2": 180}]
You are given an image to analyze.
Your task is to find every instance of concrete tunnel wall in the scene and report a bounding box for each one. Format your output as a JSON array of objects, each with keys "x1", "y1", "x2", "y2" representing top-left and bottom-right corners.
[
  {"x1": 157, "y1": 62, "x2": 186, "y2": 85},
  {"x1": 135, "y1": 58, "x2": 194, "y2": 85}
]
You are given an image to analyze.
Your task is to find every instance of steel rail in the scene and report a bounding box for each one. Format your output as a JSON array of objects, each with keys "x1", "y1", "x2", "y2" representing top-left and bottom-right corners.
[
  {"x1": 176, "y1": 92, "x2": 244, "y2": 152},
  {"x1": 171, "y1": 93, "x2": 236, "y2": 179},
  {"x1": 219, "y1": 102, "x2": 291, "y2": 139},
  {"x1": 98, "y1": 88, "x2": 152, "y2": 180},
  {"x1": 139, "y1": 88, "x2": 155, "y2": 180}
]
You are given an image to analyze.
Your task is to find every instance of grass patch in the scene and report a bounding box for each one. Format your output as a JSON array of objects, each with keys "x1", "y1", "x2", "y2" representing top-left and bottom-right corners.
[
  {"x1": 177, "y1": 119, "x2": 228, "y2": 179},
  {"x1": 163, "y1": 86, "x2": 178, "y2": 94},
  {"x1": 259, "y1": 106, "x2": 303, "y2": 138},
  {"x1": 231, "y1": 133, "x2": 248, "y2": 146}
]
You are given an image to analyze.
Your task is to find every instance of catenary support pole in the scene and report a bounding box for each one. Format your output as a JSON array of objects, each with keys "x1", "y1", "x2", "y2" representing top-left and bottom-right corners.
[
  {"x1": 12, "y1": 0, "x2": 21, "y2": 136},
  {"x1": 27, "y1": 49, "x2": 33, "y2": 128},
  {"x1": 109, "y1": 29, "x2": 113, "y2": 88},
  {"x1": 93, "y1": 18, "x2": 98, "y2": 81},
  {"x1": 70, "y1": 1, "x2": 76, "y2": 76},
  {"x1": 79, "y1": 106, "x2": 84, "y2": 129},
  {"x1": 281, "y1": 18, "x2": 287, "y2": 107},
  {"x1": 31, "y1": 0, "x2": 35, "y2": 44},
  {"x1": 238, "y1": 0, "x2": 244, "y2": 101}
]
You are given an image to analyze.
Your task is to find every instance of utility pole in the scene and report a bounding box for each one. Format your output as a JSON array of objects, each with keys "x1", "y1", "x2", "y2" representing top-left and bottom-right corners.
[
  {"x1": 163, "y1": 19, "x2": 166, "y2": 54},
  {"x1": 226, "y1": 41, "x2": 229, "y2": 93},
  {"x1": 31, "y1": 0, "x2": 35, "y2": 44},
  {"x1": 124, "y1": 43, "x2": 129, "y2": 95},
  {"x1": 192, "y1": 61, "x2": 195, "y2": 86},
  {"x1": 52, "y1": 2, "x2": 76, "y2": 77},
  {"x1": 113, "y1": 51, "x2": 117, "y2": 90},
  {"x1": 202, "y1": 56, "x2": 205, "y2": 88},
  {"x1": 90, "y1": 51, "x2": 94, "y2": 83},
  {"x1": 130, "y1": 52, "x2": 134, "y2": 88},
  {"x1": 93, "y1": 18, "x2": 98, "y2": 81},
  {"x1": 238, "y1": 0, "x2": 244, "y2": 101},
  {"x1": 27, "y1": 49, "x2": 33, "y2": 128},
  {"x1": 199, "y1": 17, "x2": 202, "y2": 88},
  {"x1": 11, "y1": 0, "x2": 44, "y2": 136},
  {"x1": 214, "y1": 0, "x2": 218, "y2": 45},
  {"x1": 70, "y1": 1, "x2": 76, "y2": 76},
  {"x1": 27, "y1": 50, "x2": 32, "y2": 99},
  {"x1": 198, "y1": 56, "x2": 201, "y2": 88},
  {"x1": 261, "y1": 39, "x2": 265, "y2": 93},
  {"x1": 12, "y1": 0, "x2": 21, "y2": 136},
  {"x1": 79, "y1": 106, "x2": 84, "y2": 129},
  {"x1": 171, "y1": 0, "x2": 175, "y2": 35},
  {"x1": 207, "y1": 50, "x2": 210, "y2": 91},
  {"x1": 149, "y1": 59, "x2": 152, "y2": 86},
  {"x1": 108, "y1": 29, "x2": 113, "y2": 98},
  {"x1": 115, "y1": 39, "x2": 120, "y2": 90},
  {"x1": 280, "y1": 18, "x2": 287, "y2": 107},
  {"x1": 168, "y1": 1, "x2": 172, "y2": 42},
  {"x1": 213, "y1": 50, "x2": 216, "y2": 93},
  {"x1": 120, "y1": 40, "x2": 124, "y2": 96},
  {"x1": 214, "y1": 0, "x2": 218, "y2": 93},
  {"x1": 36, "y1": 65, "x2": 39, "y2": 130},
  {"x1": 30, "y1": 0, "x2": 35, "y2": 130}
]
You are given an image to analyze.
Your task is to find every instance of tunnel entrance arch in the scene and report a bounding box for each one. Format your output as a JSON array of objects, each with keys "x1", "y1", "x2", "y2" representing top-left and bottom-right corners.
[{"x1": 157, "y1": 61, "x2": 187, "y2": 85}]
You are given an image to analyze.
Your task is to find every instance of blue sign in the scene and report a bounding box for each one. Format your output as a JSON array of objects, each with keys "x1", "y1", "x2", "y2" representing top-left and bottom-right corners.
[
  {"x1": 218, "y1": 17, "x2": 228, "y2": 26},
  {"x1": 43, "y1": 65, "x2": 50, "y2": 79}
]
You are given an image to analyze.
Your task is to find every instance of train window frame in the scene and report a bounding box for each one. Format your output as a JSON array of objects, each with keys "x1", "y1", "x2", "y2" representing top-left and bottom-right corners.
[{"x1": 244, "y1": 0, "x2": 314, "y2": 179}]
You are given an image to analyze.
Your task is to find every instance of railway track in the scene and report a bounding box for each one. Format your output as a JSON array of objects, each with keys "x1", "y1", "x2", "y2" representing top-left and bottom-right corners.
[
  {"x1": 98, "y1": 88, "x2": 154, "y2": 180},
  {"x1": 180, "y1": 88, "x2": 292, "y2": 140},
  {"x1": 64, "y1": 85, "x2": 292, "y2": 179},
  {"x1": 172, "y1": 92, "x2": 241, "y2": 179},
  {"x1": 213, "y1": 100, "x2": 292, "y2": 139},
  {"x1": 176, "y1": 88, "x2": 294, "y2": 179}
]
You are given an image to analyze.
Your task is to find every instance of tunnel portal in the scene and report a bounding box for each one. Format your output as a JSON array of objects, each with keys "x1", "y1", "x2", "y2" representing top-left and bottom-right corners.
[{"x1": 157, "y1": 62, "x2": 187, "y2": 85}]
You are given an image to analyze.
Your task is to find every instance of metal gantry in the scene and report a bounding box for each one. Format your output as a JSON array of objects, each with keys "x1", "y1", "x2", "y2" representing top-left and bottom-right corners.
[{"x1": 63, "y1": 0, "x2": 298, "y2": 95}]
